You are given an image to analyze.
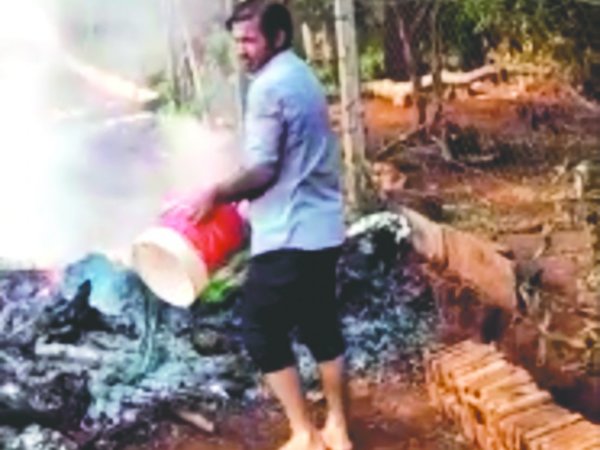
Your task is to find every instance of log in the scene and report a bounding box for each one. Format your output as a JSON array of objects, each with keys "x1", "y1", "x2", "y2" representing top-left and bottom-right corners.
[
  {"x1": 364, "y1": 65, "x2": 498, "y2": 106},
  {"x1": 400, "y1": 208, "x2": 518, "y2": 311}
]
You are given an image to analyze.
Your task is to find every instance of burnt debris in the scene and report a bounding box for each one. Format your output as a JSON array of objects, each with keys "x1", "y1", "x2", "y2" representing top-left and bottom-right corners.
[{"x1": 0, "y1": 213, "x2": 439, "y2": 449}]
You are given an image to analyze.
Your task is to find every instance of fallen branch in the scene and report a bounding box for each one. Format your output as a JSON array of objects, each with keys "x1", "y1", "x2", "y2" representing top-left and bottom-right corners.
[
  {"x1": 364, "y1": 65, "x2": 499, "y2": 106},
  {"x1": 173, "y1": 409, "x2": 215, "y2": 433},
  {"x1": 34, "y1": 342, "x2": 103, "y2": 364}
]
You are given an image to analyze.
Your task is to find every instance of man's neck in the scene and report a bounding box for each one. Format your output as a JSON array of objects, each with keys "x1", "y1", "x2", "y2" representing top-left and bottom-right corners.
[{"x1": 252, "y1": 48, "x2": 289, "y2": 77}]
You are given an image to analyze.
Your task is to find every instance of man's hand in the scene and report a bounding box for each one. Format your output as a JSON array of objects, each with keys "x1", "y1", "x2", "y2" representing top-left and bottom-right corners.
[
  {"x1": 162, "y1": 185, "x2": 218, "y2": 222},
  {"x1": 161, "y1": 161, "x2": 276, "y2": 221},
  {"x1": 188, "y1": 186, "x2": 217, "y2": 222}
]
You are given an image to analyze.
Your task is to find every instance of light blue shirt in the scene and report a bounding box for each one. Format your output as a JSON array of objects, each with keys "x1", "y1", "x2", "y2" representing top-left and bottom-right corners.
[{"x1": 243, "y1": 50, "x2": 345, "y2": 256}]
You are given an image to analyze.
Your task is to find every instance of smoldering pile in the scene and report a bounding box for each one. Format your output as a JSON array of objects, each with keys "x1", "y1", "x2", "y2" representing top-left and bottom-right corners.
[{"x1": 0, "y1": 212, "x2": 438, "y2": 449}]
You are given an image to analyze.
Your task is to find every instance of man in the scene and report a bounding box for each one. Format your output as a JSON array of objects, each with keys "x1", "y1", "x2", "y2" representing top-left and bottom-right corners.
[{"x1": 180, "y1": 2, "x2": 352, "y2": 449}]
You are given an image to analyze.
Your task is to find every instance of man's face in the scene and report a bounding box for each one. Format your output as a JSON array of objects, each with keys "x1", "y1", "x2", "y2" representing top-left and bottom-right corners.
[{"x1": 232, "y1": 17, "x2": 272, "y2": 73}]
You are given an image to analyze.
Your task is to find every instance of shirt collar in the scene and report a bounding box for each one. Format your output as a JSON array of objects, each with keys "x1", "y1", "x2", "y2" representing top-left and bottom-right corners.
[{"x1": 250, "y1": 49, "x2": 292, "y2": 80}]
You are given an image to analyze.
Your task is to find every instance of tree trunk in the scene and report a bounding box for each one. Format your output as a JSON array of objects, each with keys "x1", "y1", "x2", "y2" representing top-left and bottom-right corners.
[
  {"x1": 430, "y1": 0, "x2": 444, "y2": 131},
  {"x1": 396, "y1": 1, "x2": 433, "y2": 132},
  {"x1": 334, "y1": 0, "x2": 367, "y2": 214},
  {"x1": 384, "y1": 5, "x2": 408, "y2": 80},
  {"x1": 397, "y1": 10, "x2": 426, "y2": 130},
  {"x1": 301, "y1": 22, "x2": 315, "y2": 62}
]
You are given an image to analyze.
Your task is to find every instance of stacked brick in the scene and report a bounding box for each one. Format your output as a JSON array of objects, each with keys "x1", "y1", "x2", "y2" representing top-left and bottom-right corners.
[{"x1": 426, "y1": 340, "x2": 600, "y2": 450}]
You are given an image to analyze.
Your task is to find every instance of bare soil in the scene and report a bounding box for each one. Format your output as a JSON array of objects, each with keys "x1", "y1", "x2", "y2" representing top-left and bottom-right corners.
[
  {"x1": 363, "y1": 77, "x2": 600, "y2": 421},
  {"x1": 128, "y1": 375, "x2": 472, "y2": 450}
]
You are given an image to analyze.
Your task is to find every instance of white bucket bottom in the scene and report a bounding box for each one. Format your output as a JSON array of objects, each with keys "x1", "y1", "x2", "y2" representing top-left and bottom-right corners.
[{"x1": 131, "y1": 226, "x2": 208, "y2": 308}]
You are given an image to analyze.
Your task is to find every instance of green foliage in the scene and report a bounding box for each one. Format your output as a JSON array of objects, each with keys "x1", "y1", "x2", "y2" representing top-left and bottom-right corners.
[
  {"x1": 455, "y1": 0, "x2": 592, "y2": 75},
  {"x1": 291, "y1": 0, "x2": 334, "y2": 26},
  {"x1": 202, "y1": 278, "x2": 238, "y2": 304},
  {"x1": 203, "y1": 26, "x2": 235, "y2": 73},
  {"x1": 151, "y1": 25, "x2": 237, "y2": 117},
  {"x1": 360, "y1": 42, "x2": 385, "y2": 81},
  {"x1": 199, "y1": 250, "x2": 248, "y2": 304},
  {"x1": 313, "y1": 61, "x2": 340, "y2": 97},
  {"x1": 292, "y1": 0, "x2": 595, "y2": 81},
  {"x1": 151, "y1": 75, "x2": 202, "y2": 116},
  {"x1": 439, "y1": 2, "x2": 486, "y2": 69}
]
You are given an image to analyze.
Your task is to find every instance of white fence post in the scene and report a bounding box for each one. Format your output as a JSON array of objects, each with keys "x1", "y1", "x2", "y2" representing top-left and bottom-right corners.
[
  {"x1": 224, "y1": 0, "x2": 245, "y2": 135},
  {"x1": 334, "y1": 0, "x2": 367, "y2": 212}
]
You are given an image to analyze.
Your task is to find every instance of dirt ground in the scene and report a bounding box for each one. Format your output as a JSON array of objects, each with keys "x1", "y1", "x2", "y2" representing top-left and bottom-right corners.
[
  {"x1": 128, "y1": 375, "x2": 472, "y2": 450},
  {"x1": 363, "y1": 78, "x2": 600, "y2": 150},
  {"x1": 131, "y1": 78, "x2": 599, "y2": 450},
  {"x1": 362, "y1": 77, "x2": 600, "y2": 421}
]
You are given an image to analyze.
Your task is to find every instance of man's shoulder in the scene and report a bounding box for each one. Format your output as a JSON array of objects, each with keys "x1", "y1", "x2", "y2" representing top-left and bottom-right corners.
[
  {"x1": 247, "y1": 63, "x2": 283, "y2": 105},
  {"x1": 247, "y1": 52, "x2": 330, "y2": 122},
  {"x1": 256, "y1": 51, "x2": 314, "y2": 87}
]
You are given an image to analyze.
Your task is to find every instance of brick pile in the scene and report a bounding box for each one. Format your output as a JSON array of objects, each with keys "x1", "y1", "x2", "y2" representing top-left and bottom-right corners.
[{"x1": 426, "y1": 340, "x2": 600, "y2": 450}]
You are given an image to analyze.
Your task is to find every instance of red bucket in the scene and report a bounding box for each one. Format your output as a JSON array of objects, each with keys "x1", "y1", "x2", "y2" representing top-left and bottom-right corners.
[{"x1": 132, "y1": 203, "x2": 245, "y2": 307}]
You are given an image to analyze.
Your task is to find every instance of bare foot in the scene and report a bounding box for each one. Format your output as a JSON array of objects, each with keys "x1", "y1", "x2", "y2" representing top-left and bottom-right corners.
[
  {"x1": 279, "y1": 430, "x2": 326, "y2": 450},
  {"x1": 321, "y1": 419, "x2": 353, "y2": 450}
]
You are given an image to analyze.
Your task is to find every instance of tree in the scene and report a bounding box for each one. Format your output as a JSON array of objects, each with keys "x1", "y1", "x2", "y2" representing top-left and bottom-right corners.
[{"x1": 457, "y1": 0, "x2": 594, "y2": 77}]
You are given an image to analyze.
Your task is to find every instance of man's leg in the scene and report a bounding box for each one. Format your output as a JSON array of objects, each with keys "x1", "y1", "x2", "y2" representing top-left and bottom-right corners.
[
  {"x1": 264, "y1": 367, "x2": 325, "y2": 450},
  {"x1": 242, "y1": 251, "x2": 324, "y2": 450},
  {"x1": 318, "y1": 356, "x2": 352, "y2": 450},
  {"x1": 296, "y1": 248, "x2": 352, "y2": 450}
]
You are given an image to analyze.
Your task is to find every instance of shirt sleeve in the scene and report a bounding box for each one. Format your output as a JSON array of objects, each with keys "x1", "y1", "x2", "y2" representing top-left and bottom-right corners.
[{"x1": 243, "y1": 81, "x2": 284, "y2": 169}]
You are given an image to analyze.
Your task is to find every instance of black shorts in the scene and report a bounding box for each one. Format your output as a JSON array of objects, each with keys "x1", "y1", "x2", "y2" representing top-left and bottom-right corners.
[{"x1": 240, "y1": 246, "x2": 345, "y2": 373}]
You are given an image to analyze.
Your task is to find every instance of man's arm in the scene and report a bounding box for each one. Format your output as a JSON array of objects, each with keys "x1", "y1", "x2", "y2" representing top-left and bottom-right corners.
[
  {"x1": 181, "y1": 83, "x2": 284, "y2": 220},
  {"x1": 213, "y1": 161, "x2": 277, "y2": 204},
  {"x1": 215, "y1": 83, "x2": 284, "y2": 203}
]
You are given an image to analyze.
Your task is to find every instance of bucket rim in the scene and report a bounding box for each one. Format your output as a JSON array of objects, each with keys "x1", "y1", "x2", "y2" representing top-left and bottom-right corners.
[{"x1": 132, "y1": 226, "x2": 208, "y2": 308}]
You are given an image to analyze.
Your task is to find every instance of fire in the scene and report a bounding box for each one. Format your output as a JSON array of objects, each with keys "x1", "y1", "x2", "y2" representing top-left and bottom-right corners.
[{"x1": 63, "y1": 54, "x2": 159, "y2": 105}]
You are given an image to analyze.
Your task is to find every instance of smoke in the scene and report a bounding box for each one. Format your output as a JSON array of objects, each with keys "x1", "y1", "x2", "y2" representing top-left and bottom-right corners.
[
  {"x1": 0, "y1": 0, "x2": 242, "y2": 268},
  {"x1": 55, "y1": 0, "x2": 231, "y2": 82},
  {"x1": 55, "y1": 0, "x2": 168, "y2": 81}
]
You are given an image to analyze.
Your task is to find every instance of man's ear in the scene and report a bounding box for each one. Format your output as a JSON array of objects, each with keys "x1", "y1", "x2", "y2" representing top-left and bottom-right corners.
[{"x1": 274, "y1": 30, "x2": 286, "y2": 50}]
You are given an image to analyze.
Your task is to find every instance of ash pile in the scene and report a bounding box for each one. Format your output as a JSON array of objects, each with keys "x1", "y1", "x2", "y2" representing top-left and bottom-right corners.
[{"x1": 0, "y1": 212, "x2": 438, "y2": 450}]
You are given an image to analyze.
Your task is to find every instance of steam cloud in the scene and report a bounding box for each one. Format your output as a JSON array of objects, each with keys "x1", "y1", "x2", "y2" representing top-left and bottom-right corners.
[{"x1": 0, "y1": 0, "x2": 241, "y2": 267}]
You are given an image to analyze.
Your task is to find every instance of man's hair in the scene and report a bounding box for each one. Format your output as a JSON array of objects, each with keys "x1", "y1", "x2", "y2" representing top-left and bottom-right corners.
[{"x1": 226, "y1": 0, "x2": 294, "y2": 51}]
